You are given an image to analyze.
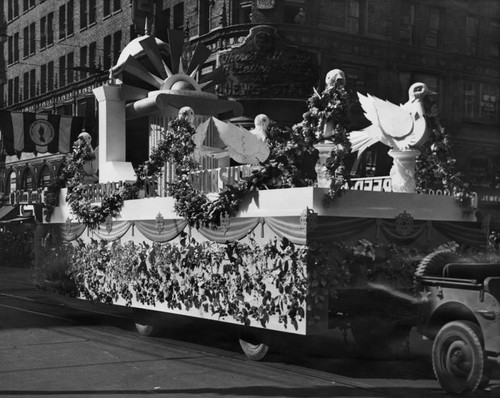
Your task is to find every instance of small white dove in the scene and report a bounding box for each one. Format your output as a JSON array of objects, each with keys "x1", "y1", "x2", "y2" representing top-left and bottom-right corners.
[
  {"x1": 349, "y1": 82, "x2": 436, "y2": 155},
  {"x1": 325, "y1": 69, "x2": 346, "y2": 89},
  {"x1": 250, "y1": 114, "x2": 269, "y2": 142},
  {"x1": 178, "y1": 106, "x2": 195, "y2": 126}
]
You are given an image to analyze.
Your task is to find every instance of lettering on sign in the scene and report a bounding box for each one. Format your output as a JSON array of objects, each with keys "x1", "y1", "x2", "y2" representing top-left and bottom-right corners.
[
  {"x1": 348, "y1": 177, "x2": 392, "y2": 192},
  {"x1": 217, "y1": 26, "x2": 319, "y2": 98},
  {"x1": 257, "y1": 0, "x2": 276, "y2": 9}
]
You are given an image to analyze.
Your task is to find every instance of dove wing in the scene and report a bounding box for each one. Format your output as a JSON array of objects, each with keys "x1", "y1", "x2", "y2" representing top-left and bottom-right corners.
[
  {"x1": 371, "y1": 96, "x2": 414, "y2": 138},
  {"x1": 211, "y1": 118, "x2": 269, "y2": 164},
  {"x1": 357, "y1": 93, "x2": 380, "y2": 125}
]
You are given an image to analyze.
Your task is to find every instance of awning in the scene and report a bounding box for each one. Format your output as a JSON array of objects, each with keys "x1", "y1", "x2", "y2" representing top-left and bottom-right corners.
[
  {"x1": 0, "y1": 216, "x2": 33, "y2": 224},
  {"x1": 0, "y1": 206, "x2": 17, "y2": 221}
]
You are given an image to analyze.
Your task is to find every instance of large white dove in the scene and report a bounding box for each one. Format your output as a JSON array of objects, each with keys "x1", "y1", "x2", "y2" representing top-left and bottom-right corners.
[{"x1": 349, "y1": 82, "x2": 436, "y2": 155}]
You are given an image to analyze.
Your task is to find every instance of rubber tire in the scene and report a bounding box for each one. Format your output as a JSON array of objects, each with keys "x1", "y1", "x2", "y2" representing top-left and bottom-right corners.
[
  {"x1": 133, "y1": 309, "x2": 156, "y2": 336},
  {"x1": 135, "y1": 322, "x2": 155, "y2": 336},
  {"x1": 432, "y1": 321, "x2": 485, "y2": 394},
  {"x1": 415, "y1": 250, "x2": 459, "y2": 279},
  {"x1": 239, "y1": 338, "x2": 269, "y2": 361}
]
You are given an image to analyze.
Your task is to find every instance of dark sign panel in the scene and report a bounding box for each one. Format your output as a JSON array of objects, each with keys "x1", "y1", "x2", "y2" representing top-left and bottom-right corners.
[{"x1": 218, "y1": 26, "x2": 319, "y2": 99}]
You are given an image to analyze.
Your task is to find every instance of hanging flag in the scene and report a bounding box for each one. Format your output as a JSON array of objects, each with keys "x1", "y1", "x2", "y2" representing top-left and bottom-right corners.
[{"x1": 0, "y1": 110, "x2": 85, "y2": 155}]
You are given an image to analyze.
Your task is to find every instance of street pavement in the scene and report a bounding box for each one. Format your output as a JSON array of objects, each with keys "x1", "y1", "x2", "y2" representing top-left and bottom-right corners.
[{"x1": 0, "y1": 265, "x2": 499, "y2": 398}]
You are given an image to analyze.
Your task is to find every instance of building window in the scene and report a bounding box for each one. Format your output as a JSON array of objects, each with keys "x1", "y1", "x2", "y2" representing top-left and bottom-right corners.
[
  {"x1": 466, "y1": 16, "x2": 479, "y2": 56},
  {"x1": 67, "y1": 52, "x2": 74, "y2": 84},
  {"x1": 7, "y1": 35, "x2": 13, "y2": 65},
  {"x1": 8, "y1": 0, "x2": 20, "y2": 21},
  {"x1": 14, "y1": 32, "x2": 19, "y2": 63},
  {"x1": 89, "y1": 0, "x2": 96, "y2": 25},
  {"x1": 89, "y1": 42, "x2": 97, "y2": 72},
  {"x1": 48, "y1": 12, "x2": 54, "y2": 46},
  {"x1": 479, "y1": 84, "x2": 498, "y2": 121},
  {"x1": 9, "y1": 171, "x2": 17, "y2": 194},
  {"x1": 104, "y1": 0, "x2": 121, "y2": 17},
  {"x1": 59, "y1": 4, "x2": 67, "y2": 40},
  {"x1": 231, "y1": 0, "x2": 251, "y2": 24},
  {"x1": 400, "y1": 2, "x2": 415, "y2": 44},
  {"x1": 489, "y1": 22, "x2": 500, "y2": 58},
  {"x1": 113, "y1": 30, "x2": 122, "y2": 65},
  {"x1": 59, "y1": 56, "x2": 66, "y2": 87},
  {"x1": 41, "y1": 64, "x2": 47, "y2": 94},
  {"x1": 30, "y1": 69, "x2": 35, "y2": 98},
  {"x1": 464, "y1": 82, "x2": 499, "y2": 122},
  {"x1": 23, "y1": 0, "x2": 28, "y2": 13},
  {"x1": 173, "y1": 2, "x2": 184, "y2": 30},
  {"x1": 67, "y1": 0, "x2": 74, "y2": 36},
  {"x1": 21, "y1": 169, "x2": 33, "y2": 191},
  {"x1": 80, "y1": 46, "x2": 88, "y2": 79},
  {"x1": 425, "y1": 6, "x2": 441, "y2": 48},
  {"x1": 23, "y1": 72, "x2": 29, "y2": 101},
  {"x1": 103, "y1": 35, "x2": 112, "y2": 69},
  {"x1": 23, "y1": 26, "x2": 29, "y2": 58},
  {"x1": 8, "y1": 79, "x2": 13, "y2": 105},
  {"x1": 199, "y1": 0, "x2": 210, "y2": 35},
  {"x1": 48, "y1": 61, "x2": 54, "y2": 91},
  {"x1": 346, "y1": 0, "x2": 360, "y2": 34},
  {"x1": 80, "y1": 0, "x2": 95, "y2": 29},
  {"x1": 13, "y1": 76, "x2": 19, "y2": 104},
  {"x1": 155, "y1": 8, "x2": 170, "y2": 41},
  {"x1": 283, "y1": 0, "x2": 305, "y2": 24},
  {"x1": 39, "y1": 165, "x2": 52, "y2": 188},
  {"x1": 40, "y1": 16, "x2": 47, "y2": 49},
  {"x1": 29, "y1": 22, "x2": 35, "y2": 55}
]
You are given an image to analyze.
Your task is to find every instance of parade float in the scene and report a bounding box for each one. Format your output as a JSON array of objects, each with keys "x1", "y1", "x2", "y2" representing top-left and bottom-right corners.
[{"x1": 36, "y1": 28, "x2": 489, "y2": 361}]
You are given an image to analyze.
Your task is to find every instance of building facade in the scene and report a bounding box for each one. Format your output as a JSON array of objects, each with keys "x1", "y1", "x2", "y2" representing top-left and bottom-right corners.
[{"x1": 1, "y1": 0, "x2": 500, "y2": 227}]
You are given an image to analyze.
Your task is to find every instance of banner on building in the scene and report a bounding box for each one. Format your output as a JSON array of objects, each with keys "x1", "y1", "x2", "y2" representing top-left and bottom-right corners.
[{"x1": 0, "y1": 111, "x2": 84, "y2": 156}]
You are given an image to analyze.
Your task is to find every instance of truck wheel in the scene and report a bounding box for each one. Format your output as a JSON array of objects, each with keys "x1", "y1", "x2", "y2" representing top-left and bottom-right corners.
[
  {"x1": 432, "y1": 321, "x2": 485, "y2": 394},
  {"x1": 238, "y1": 333, "x2": 269, "y2": 361},
  {"x1": 133, "y1": 309, "x2": 156, "y2": 336},
  {"x1": 415, "y1": 250, "x2": 459, "y2": 279}
]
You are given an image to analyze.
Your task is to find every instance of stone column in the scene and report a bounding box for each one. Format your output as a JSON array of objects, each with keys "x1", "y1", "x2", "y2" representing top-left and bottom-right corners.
[{"x1": 93, "y1": 83, "x2": 136, "y2": 183}]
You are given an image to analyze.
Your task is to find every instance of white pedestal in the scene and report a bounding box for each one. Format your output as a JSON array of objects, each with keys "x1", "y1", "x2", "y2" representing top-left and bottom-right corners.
[
  {"x1": 315, "y1": 142, "x2": 336, "y2": 188},
  {"x1": 388, "y1": 149, "x2": 420, "y2": 193}
]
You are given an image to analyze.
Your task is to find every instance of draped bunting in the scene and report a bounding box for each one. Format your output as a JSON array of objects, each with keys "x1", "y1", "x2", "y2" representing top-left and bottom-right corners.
[
  {"x1": 309, "y1": 217, "x2": 374, "y2": 244},
  {"x1": 377, "y1": 219, "x2": 428, "y2": 244},
  {"x1": 434, "y1": 221, "x2": 487, "y2": 247},
  {"x1": 93, "y1": 220, "x2": 131, "y2": 241},
  {"x1": 134, "y1": 219, "x2": 188, "y2": 242},
  {"x1": 265, "y1": 216, "x2": 306, "y2": 245},
  {"x1": 0, "y1": 110, "x2": 85, "y2": 155},
  {"x1": 198, "y1": 217, "x2": 260, "y2": 242},
  {"x1": 43, "y1": 215, "x2": 487, "y2": 249},
  {"x1": 50, "y1": 222, "x2": 87, "y2": 241}
]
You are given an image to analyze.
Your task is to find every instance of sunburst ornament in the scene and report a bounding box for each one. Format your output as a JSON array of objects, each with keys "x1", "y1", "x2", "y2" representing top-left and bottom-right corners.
[{"x1": 111, "y1": 30, "x2": 242, "y2": 118}]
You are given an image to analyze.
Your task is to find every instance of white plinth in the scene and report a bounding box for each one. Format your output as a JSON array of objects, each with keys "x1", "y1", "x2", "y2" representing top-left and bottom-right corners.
[{"x1": 99, "y1": 161, "x2": 136, "y2": 184}]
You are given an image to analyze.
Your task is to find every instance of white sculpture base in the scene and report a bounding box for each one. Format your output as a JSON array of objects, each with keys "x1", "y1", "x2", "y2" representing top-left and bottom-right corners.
[
  {"x1": 99, "y1": 161, "x2": 136, "y2": 184},
  {"x1": 315, "y1": 142, "x2": 336, "y2": 188},
  {"x1": 388, "y1": 149, "x2": 420, "y2": 193}
]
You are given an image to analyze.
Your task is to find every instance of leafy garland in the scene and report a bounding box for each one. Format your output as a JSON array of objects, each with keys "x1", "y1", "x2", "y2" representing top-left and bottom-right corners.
[
  {"x1": 43, "y1": 81, "x2": 470, "y2": 228},
  {"x1": 44, "y1": 83, "x2": 351, "y2": 228},
  {"x1": 415, "y1": 97, "x2": 474, "y2": 207}
]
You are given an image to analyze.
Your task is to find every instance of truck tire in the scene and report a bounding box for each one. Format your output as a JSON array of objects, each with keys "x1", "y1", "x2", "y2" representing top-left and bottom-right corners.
[
  {"x1": 238, "y1": 332, "x2": 269, "y2": 361},
  {"x1": 133, "y1": 308, "x2": 156, "y2": 336},
  {"x1": 432, "y1": 321, "x2": 485, "y2": 394},
  {"x1": 414, "y1": 250, "x2": 459, "y2": 279}
]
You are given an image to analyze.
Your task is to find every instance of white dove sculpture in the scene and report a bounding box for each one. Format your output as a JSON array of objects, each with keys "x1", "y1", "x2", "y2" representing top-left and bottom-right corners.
[
  {"x1": 178, "y1": 106, "x2": 195, "y2": 126},
  {"x1": 349, "y1": 82, "x2": 436, "y2": 155},
  {"x1": 250, "y1": 114, "x2": 269, "y2": 142}
]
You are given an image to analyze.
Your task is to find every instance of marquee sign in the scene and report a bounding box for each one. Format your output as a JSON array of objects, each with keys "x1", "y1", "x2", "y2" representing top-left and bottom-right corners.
[{"x1": 217, "y1": 26, "x2": 319, "y2": 99}]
